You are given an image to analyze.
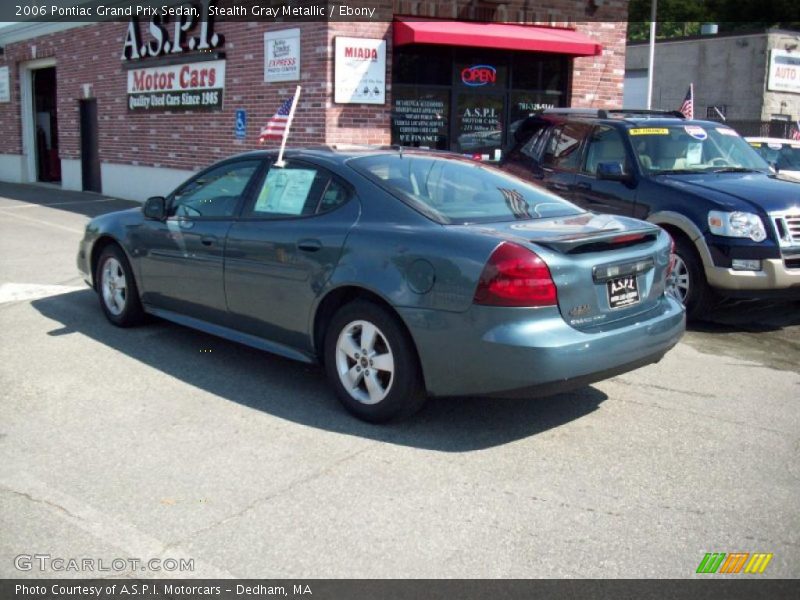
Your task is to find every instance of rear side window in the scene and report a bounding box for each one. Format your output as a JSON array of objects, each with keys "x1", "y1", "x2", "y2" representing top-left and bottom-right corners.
[
  {"x1": 350, "y1": 153, "x2": 584, "y2": 224},
  {"x1": 245, "y1": 161, "x2": 351, "y2": 218},
  {"x1": 542, "y1": 122, "x2": 590, "y2": 171}
]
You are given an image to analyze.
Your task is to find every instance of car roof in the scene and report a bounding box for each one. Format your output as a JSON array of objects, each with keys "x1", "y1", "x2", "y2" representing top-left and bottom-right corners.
[
  {"x1": 226, "y1": 146, "x2": 464, "y2": 164},
  {"x1": 522, "y1": 109, "x2": 741, "y2": 130}
]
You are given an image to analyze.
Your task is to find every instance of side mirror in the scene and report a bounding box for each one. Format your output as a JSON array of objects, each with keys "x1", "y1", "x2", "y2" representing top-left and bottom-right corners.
[
  {"x1": 770, "y1": 161, "x2": 781, "y2": 173},
  {"x1": 596, "y1": 161, "x2": 631, "y2": 182},
  {"x1": 143, "y1": 196, "x2": 166, "y2": 220}
]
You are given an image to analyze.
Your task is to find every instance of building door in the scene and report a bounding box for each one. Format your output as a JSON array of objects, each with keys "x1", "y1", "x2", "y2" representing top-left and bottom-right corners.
[
  {"x1": 79, "y1": 99, "x2": 101, "y2": 193},
  {"x1": 32, "y1": 67, "x2": 60, "y2": 183}
]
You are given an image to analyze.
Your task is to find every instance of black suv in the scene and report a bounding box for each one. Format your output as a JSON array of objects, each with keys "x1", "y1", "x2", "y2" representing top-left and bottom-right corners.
[{"x1": 501, "y1": 109, "x2": 800, "y2": 318}]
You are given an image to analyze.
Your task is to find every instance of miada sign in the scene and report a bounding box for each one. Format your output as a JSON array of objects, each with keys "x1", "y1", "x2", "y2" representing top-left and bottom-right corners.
[
  {"x1": 768, "y1": 49, "x2": 800, "y2": 94},
  {"x1": 127, "y1": 60, "x2": 226, "y2": 111}
]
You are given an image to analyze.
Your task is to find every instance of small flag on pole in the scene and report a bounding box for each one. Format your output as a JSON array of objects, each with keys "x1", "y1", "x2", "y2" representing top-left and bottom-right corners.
[
  {"x1": 259, "y1": 98, "x2": 293, "y2": 143},
  {"x1": 791, "y1": 120, "x2": 800, "y2": 141},
  {"x1": 679, "y1": 84, "x2": 694, "y2": 119}
]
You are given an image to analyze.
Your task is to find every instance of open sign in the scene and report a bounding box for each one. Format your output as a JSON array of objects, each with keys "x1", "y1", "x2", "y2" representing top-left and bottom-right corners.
[{"x1": 461, "y1": 65, "x2": 497, "y2": 87}]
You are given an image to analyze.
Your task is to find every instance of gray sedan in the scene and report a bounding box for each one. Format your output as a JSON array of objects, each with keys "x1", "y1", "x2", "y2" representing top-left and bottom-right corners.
[{"x1": 77, "y1": 148, "x2": 685, "y2": 422}]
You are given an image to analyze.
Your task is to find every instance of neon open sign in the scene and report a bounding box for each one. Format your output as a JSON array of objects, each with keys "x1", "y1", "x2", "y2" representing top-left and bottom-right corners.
[{"x1": 461, "y1": 65, "x2": 497, "y2": 87}]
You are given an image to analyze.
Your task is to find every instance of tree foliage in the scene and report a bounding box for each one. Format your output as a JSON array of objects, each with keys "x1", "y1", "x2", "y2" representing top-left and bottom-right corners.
[{"x1": 627, "y1": 0, "x2": 800, "y2": 41}]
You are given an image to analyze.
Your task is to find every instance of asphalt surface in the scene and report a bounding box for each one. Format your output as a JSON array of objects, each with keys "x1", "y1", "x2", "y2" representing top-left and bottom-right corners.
[{"x1": 0, "y1": 182, "x2": 798, "y2": 579}]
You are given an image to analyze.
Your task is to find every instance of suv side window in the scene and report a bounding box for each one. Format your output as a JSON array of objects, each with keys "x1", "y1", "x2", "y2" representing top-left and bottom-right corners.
[
  {"x1": 583, "y1": 126, "x2": 629, "y2": 176},
  {"x1": 542, "y1": 122, "x2": 590, "y2": 171},
  {"x1": 519, "y1": 126, "x2": 548, "y2": 160},
  {"x1": 170, "y1": 160, "x2": 260, "y2": 218}
]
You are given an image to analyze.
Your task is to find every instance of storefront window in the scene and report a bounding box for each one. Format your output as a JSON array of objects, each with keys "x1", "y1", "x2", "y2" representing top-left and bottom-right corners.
[
  {"x1": 392, "y1": 88, "x2": 450, "y2": 150},
  {"x1": 392, "y1": 46, "x2": 569, "y2": 158}
]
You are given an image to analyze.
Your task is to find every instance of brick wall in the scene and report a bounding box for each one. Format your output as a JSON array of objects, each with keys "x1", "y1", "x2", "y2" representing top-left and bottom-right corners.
[{"x1": 0, "y1": 0, "x2": 628, "y2": 175}]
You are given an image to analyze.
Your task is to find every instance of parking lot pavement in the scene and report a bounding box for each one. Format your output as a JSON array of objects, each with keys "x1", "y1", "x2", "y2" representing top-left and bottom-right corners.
[{"x1": 1, "y1": 182, "x2": 798, "y2": 579}]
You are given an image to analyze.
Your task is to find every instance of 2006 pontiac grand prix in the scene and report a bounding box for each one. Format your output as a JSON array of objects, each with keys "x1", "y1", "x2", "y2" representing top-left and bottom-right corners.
[{"x1": 77, "y1": 147, "x2": 685, "y2": 422}]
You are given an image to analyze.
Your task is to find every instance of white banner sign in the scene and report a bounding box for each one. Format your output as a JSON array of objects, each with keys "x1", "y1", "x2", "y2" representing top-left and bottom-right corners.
[
  {"x1": 768, "y1": 49, "x2": 800, "y2": 94},
  {"x1": 334, "y1": 37, "x2": 386, "y2": 104},
  {"x1": 265, "y1": 28, "x2": 300, "y2": 83},
  {"x1": 126, "y1": 59, "x2": 226, "y2": 111},
  {"x1": 0, "y1": 66, "x2": 10, "y2": 103}
]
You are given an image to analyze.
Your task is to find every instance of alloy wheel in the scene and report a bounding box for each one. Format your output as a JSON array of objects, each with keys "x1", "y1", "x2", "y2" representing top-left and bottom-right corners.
[
  {"x1": 335, "y1": 320, "x2": 395, "y2": 405},
  {"x1": 101, "y1": 257, "x2": 127, "y2": 316},
  {"x1": 666, "y1": 253, "x2": 690, "y2": 304}
]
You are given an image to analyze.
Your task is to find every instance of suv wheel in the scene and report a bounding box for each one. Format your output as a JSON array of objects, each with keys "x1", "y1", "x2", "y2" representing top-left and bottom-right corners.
[
  {"x1": 667, "y1": 237, "x2": 716, "y2": 320},
  {"x1": 324, "y1": 300, "x2": 426, "y2": 423}
]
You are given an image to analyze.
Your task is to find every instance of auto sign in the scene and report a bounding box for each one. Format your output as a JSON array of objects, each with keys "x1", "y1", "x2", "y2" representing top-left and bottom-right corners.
[{"x1": 461, "y1": 65, "x2": 497, "y2": 87}]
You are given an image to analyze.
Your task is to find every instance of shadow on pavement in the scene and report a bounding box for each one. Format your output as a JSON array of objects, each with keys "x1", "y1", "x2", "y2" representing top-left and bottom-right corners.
[
  {"x1": 32, "y1": 289, "x2": 608, "y2": 453},
  {"x1": 0, "y1": 182, "x2": 139, "y2": 218},
  {"x1": 689, "y1": 298, "x2": 800, "y2": 334}
]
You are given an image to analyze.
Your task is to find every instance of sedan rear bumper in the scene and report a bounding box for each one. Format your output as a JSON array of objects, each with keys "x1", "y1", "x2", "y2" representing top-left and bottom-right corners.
[{"x1": 399, "y1": 295, "x2": 685, "y2": 397}]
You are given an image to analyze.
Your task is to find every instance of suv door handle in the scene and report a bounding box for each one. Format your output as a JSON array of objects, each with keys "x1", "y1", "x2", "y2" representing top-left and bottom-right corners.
[
  {"x1": 575, "y1": 182, "x2": 592, "y2": 191},
  {"x1": 550, "y1": 182, "x2": 569, "y2": 192},
  {"x1": 297, "y1": 239, "x2": 322, "y2": 252},
  {"x1": 200, "y1": 235, "x2": 217, "y2": 246}
]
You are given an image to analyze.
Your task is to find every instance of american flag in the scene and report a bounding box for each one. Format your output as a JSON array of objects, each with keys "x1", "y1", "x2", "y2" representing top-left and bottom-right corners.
[
  {"x1": 259, "y1": 98, "x2": 292, "y2": 143},
  {"x1": 679, "y1": 84, "x2": 694, "y2": 119},
  {"x1": 498, "y1": 187, "x2": 531, "y2": 219},
  {"x1": 791, "y1": 120, "x2": 800, "y2": 141}
]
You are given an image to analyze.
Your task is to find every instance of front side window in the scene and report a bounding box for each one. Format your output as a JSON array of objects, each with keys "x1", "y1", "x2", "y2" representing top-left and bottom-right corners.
[
  {"x1": 629, "y1": 125, "x2": 770, "y2": 174},
  {"x1": 542, "y1": 122, "x2": 589, "y2": 170},
  {"x1": 171, "y1": 160, "x2": 260, "y2": 218},
  {"x1": 583, "y1": 126, "x2": 630, "y2": 175},
  {"x1": 350, "y1": 153, "x2": 584, "y2": 224}
]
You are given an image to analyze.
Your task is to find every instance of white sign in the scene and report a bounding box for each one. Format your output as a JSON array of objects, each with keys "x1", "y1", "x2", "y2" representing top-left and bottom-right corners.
[
  {"x1": 0, "y1": 67, "x2": 10, "y2": 103},
  {"x1": 265, "y1": 28, "x2": 300, "y2": 83},
  {"x1": 768, "y1": 49, "x2": 800, "y2": 94},
  {"x1": 334, "y1": 37, "x2": 386, "y2": 104},
  {"x1": 126, "y1": 60, "x2": 226, "y2": 111}
]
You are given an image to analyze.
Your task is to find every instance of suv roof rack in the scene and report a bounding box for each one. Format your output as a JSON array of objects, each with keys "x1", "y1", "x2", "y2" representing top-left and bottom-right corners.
[{"x1": 539, "y1": 108, "x2": 686, "y2": 120}]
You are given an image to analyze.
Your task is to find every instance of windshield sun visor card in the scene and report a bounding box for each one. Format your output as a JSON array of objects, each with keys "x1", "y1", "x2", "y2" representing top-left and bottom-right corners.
[{"x1": 684, "y1": 125, "x2": 707, "y2": 140}]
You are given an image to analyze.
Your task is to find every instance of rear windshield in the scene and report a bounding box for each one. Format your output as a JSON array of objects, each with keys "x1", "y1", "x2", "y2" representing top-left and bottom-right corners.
[{"x1": 349, "y1": 154, "x2": 584, "y2": 224}]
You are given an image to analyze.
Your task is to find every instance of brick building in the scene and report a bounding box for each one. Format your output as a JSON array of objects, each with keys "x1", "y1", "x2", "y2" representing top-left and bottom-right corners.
[{"x1": 0, "y1": 1, "x2": 628, "y2": 201}]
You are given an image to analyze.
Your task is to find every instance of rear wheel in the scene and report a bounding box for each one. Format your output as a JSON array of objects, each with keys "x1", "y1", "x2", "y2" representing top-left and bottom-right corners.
[
  {"x1": 96, "y1": 244, "x2": 144, "y2": 327},
  {"x1": 667, "y1": 236, "x2": 716, "y2": 320},
  {"x1": 324, "y1": 300, "x2": 426, "y2": 423}
]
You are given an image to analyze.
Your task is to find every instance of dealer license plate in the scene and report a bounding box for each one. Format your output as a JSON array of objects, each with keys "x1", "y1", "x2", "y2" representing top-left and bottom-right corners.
[{"x1": 607, "y1": 276, "x2": 640, "y2": 309}]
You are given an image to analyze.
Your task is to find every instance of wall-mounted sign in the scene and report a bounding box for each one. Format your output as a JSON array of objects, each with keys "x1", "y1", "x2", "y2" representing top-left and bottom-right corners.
[
  {"x1": 461, "y1": 65, "x2": 497, "y2": 87},
  {"x1": 121, "y1": 1, "x2": 224, "y2": 61},
  {"x1": 127, "y1": 59, "x2": 226, "y2": 111},
  {"x1": 265, "y1": 28, "x2": 300, "y2": 83},
  {"x1": 768, "y1": 49, "x2": 800, "y2": 94},
  {"x1": 334, "y1": 37, "x2": 386, "y2": 104},
  {"x1": 0, "y1": 66, "x2": 10, "y2": 103},
  {"x1": 235, "y1": 109, "x2": 247, "y2": 139}
]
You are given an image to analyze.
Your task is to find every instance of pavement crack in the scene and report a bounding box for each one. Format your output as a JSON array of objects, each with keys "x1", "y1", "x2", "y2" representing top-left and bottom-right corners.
[
  {"x1": 0, "y1": 485, "x2": 84, "y2": 521},
  {"x1": 610, "y1": 378, "x2": 718, "y2": 399},
  {"x1": 163, "y1": 445, "x2": 371, "y2": 552}
]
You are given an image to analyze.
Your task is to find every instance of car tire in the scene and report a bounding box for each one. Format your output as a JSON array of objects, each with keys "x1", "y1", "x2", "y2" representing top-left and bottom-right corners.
[
  {"x1": 324, "y1": 300, "x2": 426, "y2": 423},
  {"x1": 668, "y1": 236, "x2": 716, "y2": 320},
  {"x1": 95, "y1": 244, "x2": 145, "y2": 327}
]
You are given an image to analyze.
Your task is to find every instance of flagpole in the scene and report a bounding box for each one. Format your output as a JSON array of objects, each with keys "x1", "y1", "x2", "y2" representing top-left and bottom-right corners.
[
  {"x1": 274, "y1": 85, "x2": 302, "y2": 168},
  {"x1": 646, "y1": 0, "x2": 657, "y2": 109}
]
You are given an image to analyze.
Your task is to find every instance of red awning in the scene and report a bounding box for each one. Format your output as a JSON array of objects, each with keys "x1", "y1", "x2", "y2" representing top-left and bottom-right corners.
[{"x1": 393, "y1": 19, "x2": 602, "y2": 57}]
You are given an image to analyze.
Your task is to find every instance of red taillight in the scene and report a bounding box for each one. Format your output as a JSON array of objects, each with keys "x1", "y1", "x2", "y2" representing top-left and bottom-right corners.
[
  {"x1": 665, "y1": 235, "x2": 677, "y2": 279},
  {"x1": 473, "y1": 242, "x2": 557, "y2": 307}
]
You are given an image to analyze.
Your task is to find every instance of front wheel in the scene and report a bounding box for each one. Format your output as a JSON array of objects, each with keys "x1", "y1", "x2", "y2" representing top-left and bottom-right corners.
[
  {"x1": 96, "y1": 244, "x2": 144, "y2": 327},
  {"x1": 666, "y1": 237, "x2": 716, "y2": 320},
  {"x1": 324, "y1": 300, "x2": 426, "y2": 423}
]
